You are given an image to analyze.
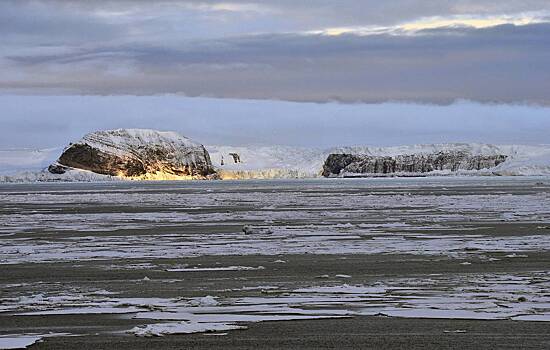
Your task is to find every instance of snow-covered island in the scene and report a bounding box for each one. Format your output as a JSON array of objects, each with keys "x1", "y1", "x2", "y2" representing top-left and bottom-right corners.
[
  {"x1": 1, "y1": 128, "x2": 550, "y2": 182},
  {"x1": 48, "y1": 129, "x2": 217, "y2": 180}
]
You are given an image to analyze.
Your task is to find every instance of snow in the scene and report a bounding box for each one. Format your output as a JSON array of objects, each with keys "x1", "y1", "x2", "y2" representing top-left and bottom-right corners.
[
  {"x1": 2, "y1": 142, "x2": 550, "y2": 181},
  {"x1": 20, "y1": 307, "x2": 143, "y2": 315},
  {"x1": 190, "y1": 296, "x2": 219, "y2": 307},
  {"x1": 79, "y1": 129, "x2": 201, "y2": 157},
  {"x1": 334, "y1": 143, "x2": 505, "y2": 157},
  {"x1": 491, "y1": 145, "x2": 550, "y2": 176},
  {"x1": 0, "y1": 168, "x2": 118, "y2": 183},
  {"x1": 207, "y1": 144, "x2": 326, "y2": 179},
  {"x1": 3, "y1": 271, "x2": 549, "y2": 340},
  {"x1": 0, "y1": 334, "x2": 69, "y2": 349},
  {"x1": 207, "y1": 142, "x2": 519, "y2": 179},
  {"x1": 0, "y1": 335, "x2": 42, "y2": 349},
  {"x1": 377, "y1": 308, "x2": 511, "y2": 320},
  {"x1": 512, "y1": 314, "x2": 550, "y2": 321},
  {"x1": 0, "y1": 148, "x2": 60, "y2": 176},
  {"x1": 295, "y1": 285, "x2": 386, "y2": 294},
  {"x1": 209, "y1": 143, "x2": 550, "y2": 178},
  {"x1": 129, "y1": 321, "x2": 246, "y2": 337},
  {"x1": 3, "y1": 228, "x2": 549, "y2": 264},
  {"x1": 0, "y1": 128, "x2": 211, "y2": 182},
  {"x1": 2, "y1": 181, "x2": 550, "y2": 263},
  {"x1": 166, "y1": 266, "x2": 265, "y2": 272}
]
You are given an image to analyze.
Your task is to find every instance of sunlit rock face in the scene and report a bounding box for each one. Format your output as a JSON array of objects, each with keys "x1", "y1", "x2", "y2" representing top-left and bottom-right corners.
[
  {"x1": 322, "y1": 151, "x2": 508, "y2": 177},
  {"x1": 49, "y1": 129, "x2": 216, "y2": 179}
]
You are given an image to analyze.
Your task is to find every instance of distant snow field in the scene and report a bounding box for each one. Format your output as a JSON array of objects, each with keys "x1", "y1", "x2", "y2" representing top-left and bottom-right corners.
[{"x1": 1, "y1": 143, "x2": 550, "y2": 182}]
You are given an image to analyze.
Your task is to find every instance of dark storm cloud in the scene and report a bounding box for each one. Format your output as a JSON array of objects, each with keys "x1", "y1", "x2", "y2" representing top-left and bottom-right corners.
[{"x1": 1, "y1": 1, "x2": 550, "y2": 103}]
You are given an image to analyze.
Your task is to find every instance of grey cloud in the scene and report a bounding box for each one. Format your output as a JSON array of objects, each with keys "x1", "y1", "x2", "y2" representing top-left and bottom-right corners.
[
  {"x1": 3, "y1": 1, "x2": 550, "y2": 45},
  {"x1": 1, "y1": 1, "x2": 550, "y2": 104},
  {"x1": 3, "y1": 24, "x2": 550, "y2": 104},
  {"x1": 0, "y1": 2, "x2": 121, "y2": 45},
  {"x1": 17, "y1": 1, "x2": 550, "y2": 27}
]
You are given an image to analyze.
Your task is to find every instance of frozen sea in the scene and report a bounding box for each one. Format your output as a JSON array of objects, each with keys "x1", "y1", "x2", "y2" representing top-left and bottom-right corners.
[{"x1": 1, "y1": 177, "x2": 550, "y2": 349}]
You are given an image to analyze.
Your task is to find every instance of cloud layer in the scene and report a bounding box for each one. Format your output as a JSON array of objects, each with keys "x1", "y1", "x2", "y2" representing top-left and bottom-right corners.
[
  {"x1": 1, "y1": 1, "x2": 550, "y2": 104},
  {"x1": 1, "y1": 95, "x2": 549, "y2": 149}
]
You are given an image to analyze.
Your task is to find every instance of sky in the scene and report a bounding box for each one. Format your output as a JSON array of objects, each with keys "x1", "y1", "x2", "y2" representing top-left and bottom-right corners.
[
  {"x1": 1, "y1": 1, "x2": 549, "y2": 148},
  {"x1": 2, "y1": 95, "x2": 549, "y2": 149}
]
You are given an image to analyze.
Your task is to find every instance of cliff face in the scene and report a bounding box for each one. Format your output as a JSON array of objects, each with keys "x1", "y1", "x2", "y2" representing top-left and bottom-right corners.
[
  {"x1": 322, "y1": 151, "x2": 508, "y2": 177},
  {"x1": 48, "y1": 129, "x2": 216, "y2": 179}
]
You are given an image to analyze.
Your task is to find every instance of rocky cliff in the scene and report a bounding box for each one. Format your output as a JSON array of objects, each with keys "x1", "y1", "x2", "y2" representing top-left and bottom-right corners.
[
  {"x1": 48, "y1": 129, "x2": 216, "y2": 179},
  {"x1": 322, "y1": 150, "x2": 508, "y2": 177}
]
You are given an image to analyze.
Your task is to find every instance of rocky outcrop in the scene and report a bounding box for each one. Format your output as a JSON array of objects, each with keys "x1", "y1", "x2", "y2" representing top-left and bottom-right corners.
[
  {"x1": 49, "y1": 129, "x2": 216, "y2": 179},
  {"x1": 322, "y1": 151, "x2": 508, "y2": 177}
]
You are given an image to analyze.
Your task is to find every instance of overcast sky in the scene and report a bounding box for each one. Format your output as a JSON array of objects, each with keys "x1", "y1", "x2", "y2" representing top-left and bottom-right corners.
[
  {"x1": 1, "y1": 1, "x2": 549, "y2": 148},
  {"x1": 2, "y1": 95, "x2": 549, "y2": 149}
]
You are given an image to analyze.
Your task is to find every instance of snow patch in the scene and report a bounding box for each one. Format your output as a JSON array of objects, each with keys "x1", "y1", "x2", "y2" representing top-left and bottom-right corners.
[
  {"x1": 129, "y1": 321, "x2": 246, "y2": 337},
  {"x1": 167, "y1": 266, "x2": 265, "y2": 272},
  {"x1": 0, "y1": 335, "x2": 42, "y2": 350},
  {"x1": 0, "y1": 334, "x2": 69, "y2": 349}
]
